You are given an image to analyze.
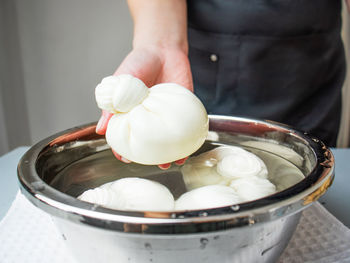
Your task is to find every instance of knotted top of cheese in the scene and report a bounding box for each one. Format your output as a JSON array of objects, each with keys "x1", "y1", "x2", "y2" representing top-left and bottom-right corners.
[
  {"x1": 95, "y1": 75, "x2": 149, "y2": 113},
  {"x1": 180, "y1": 146, "x2": 276, "y2": 203},
  {"x1": 181, "y1": 146, "x2": 269, "y2": 191},
  {"x1": 95, "y1": 74, "x2": 209, "y2": 165},
  {"x1": 215, "y1": 147, "x2": 267, "y2": 178},
  {"x1": 184, "y1": 146, "x2": 268, "y2": 179}
]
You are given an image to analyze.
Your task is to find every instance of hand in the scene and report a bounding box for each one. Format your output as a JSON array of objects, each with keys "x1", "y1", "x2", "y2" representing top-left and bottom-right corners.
[{"x1": 96, "y1": 46, "x2": 193, "y2": 169}]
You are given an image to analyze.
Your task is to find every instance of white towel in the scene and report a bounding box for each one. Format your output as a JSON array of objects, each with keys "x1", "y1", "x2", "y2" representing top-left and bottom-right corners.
[{"x1": 1, "y1": 191, "x2": 350, "y2": 263}]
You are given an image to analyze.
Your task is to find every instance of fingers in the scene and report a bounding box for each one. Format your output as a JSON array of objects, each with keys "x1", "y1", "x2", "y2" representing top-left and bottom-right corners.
[
  {"x1": 112, "y1": 150, "x2": 131, "y2": 163},
  {"x1": 96, "y1": 110, "x2": 113, "y2": 135},
  {"x1": 97, "y1": 112, "x2": 131, "y2": 163},
  {"x1": 158, "y1": 157, "x2": 188, "y2": 170},
  {"x1": 111, "y1": 151, "x2": 188, "y2": 169},
  {"x1": 158, "y1": 163, "x2": 171, "y2": 170},
  {"x1": 175, "y1": 157, "x2": 188, "y2": 165}
]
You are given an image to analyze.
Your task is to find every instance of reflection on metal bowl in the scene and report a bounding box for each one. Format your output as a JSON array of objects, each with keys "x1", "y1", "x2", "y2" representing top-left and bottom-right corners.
[{"x1": 17, "y1": 115, "x2": 334, "y2": 263}]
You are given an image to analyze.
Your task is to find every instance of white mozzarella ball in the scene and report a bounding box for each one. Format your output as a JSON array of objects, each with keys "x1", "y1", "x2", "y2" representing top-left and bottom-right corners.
[
  {"x1": 175, "y1": 185, "x2": 241, "y2": 211},
  {"x1": 95, "y1": 74, "x2": 209, "y2": 165},
  {"x1": 78, "y1": 186, "x2": 119, "y2": 207},
  {"x1": 78, "y1": 178, "x2": 175, "y2": 211},
  {"x1": 215, "y1": 146, "x2": 268, "y2": 179},
  {"x1": 181, "y1": 161, "x2": 231, "y2": 191},
  {"x1": 229, "y1": 177, "x2": 276, "y2": 202},
  {"x1": 181, "y1": 146, "x2": 268, "y2": 191}
]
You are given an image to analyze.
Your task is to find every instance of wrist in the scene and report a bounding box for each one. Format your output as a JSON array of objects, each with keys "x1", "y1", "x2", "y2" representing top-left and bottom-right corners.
[
  {"x1": 133, "y1": 37, "x2": 188, "y2": 55},
  {"x1": 132, "y1": 20, "x2": 188, "y2": 55},
  {"x1": 129, "y1": 0, "x2": 188, "y2": 54}
]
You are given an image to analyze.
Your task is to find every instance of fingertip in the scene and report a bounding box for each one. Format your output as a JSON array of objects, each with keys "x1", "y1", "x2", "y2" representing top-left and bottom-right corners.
[
  {"x1": 112, "y1": 150, "x2": 123, "y2": 161},
  {"x1": 175, "y1": 157, "x2": 188, "y2": 166},
  {"x1": 96, "y1": 117, "x2": 106, "y2": 135},
  {"x1": 112, "y1": 150, "x2": 132, "y2": 164},
  {"x1": 121, "y1": 157, "x2": 132, "y2": 163},
  {"x1": 96, "y1": 111, "x2": 113, "y2": 135},
  {"x1": 158, "y1": 163, "x2": 171, "y2": 170}
]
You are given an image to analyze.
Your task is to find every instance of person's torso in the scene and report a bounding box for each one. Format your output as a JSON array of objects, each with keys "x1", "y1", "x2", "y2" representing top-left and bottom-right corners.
[
  {"x1": 187, "y1": 0, "x2": 342, "y2": 37},
  {"x1": 187, "y1": 0, "x2": 345, "y2": 146}
]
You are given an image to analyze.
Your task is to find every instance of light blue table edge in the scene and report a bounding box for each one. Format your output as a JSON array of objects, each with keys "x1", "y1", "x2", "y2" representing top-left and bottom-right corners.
[{"x1": 0, "y1": 146, "x2": 30, "y2": 219}]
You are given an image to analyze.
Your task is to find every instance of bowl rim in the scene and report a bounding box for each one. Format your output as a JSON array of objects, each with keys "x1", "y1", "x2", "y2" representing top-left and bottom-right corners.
[{"x1": 17, "y1": 115, "x2": 334, "y2": 234}]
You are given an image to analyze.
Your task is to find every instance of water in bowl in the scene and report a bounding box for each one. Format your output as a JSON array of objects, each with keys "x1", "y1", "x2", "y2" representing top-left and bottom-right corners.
[{"x1": 50, "y1": 140, "x2": 305, "y2": 200}]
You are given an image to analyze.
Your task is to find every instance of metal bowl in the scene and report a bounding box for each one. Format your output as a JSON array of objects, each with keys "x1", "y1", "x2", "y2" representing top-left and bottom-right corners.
[{"x1": 17, "y1": 115, "x2": 334, "y2": 263}]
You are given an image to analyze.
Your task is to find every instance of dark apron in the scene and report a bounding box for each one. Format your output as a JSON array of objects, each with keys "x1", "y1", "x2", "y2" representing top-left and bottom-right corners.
[{"x1": 188, "y1": 0, "x2": 345, "y2": 147}]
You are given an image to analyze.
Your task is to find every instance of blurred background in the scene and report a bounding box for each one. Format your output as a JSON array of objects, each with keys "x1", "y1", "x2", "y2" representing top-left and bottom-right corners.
[{"x1": 0, "y1": 0, "x2": 349, "y2": 156}]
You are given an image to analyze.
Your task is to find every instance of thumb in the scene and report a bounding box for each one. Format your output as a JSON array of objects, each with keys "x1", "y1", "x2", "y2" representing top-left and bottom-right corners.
[
  {"x1": 96, "y1": 110, "x2": 113, "y2": 135},
  {"x1": 113, "y1": 48, "x2": 162, "y2": 87}
]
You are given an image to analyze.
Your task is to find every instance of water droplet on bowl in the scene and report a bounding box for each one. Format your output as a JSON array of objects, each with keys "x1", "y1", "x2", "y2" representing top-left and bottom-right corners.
[
  {"x1": 199, "y1": 211, "x2": 208, "y2": 217},
  {"x1": 231, "y1": 205, "x2": 240, "y2": 211}
]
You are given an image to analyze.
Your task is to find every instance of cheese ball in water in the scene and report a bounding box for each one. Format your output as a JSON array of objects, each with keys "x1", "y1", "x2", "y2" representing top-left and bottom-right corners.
[
  {"x1": 95, "y1": 74, "x2": 209, "y2": 165},
  {"x1": 181, "y1": 146, "x2": 268, "y2": 191},
  {"x1": 229, "y1": 177, "x2": 276, "y2": 202},
  {"x1": 175, "y1": 185, "x2": 242, "y2": 211},
  {"x1": 78, "y1": 178, "x2": 175, "y2": 211}
]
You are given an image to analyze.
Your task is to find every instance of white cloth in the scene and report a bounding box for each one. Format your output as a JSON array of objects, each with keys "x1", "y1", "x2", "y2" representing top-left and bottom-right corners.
[
  {"x1": 1, "y1": 191, "x2": 350, "y2": 263},
  {"x1": 0, "y1": 191, "x2": 76, "y2": 263}
]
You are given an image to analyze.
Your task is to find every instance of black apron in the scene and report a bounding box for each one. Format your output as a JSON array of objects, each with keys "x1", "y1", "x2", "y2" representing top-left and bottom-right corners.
[{"x1": 188, "y1": 0, "x2": 345, "y2": 147}]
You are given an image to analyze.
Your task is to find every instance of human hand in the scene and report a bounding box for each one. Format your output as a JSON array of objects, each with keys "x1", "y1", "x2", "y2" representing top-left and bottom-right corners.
[{"x1": 96, "y1": 46, "x2": 193, "y2": 169}]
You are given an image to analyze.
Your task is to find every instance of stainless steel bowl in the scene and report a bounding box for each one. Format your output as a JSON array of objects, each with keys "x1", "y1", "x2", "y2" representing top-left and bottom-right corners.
[{"x1": 17, "y1": 115, "x2": 334, "y2": 263}]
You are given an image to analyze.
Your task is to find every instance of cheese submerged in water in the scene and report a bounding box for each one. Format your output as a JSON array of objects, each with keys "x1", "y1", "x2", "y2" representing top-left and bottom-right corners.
[
  {"x1": 78, "y1": 178, "x2": 175, "y2": 211},
  {"x1": 175, "y1": 185, "x2": 242, "y2": 210},
  {"x1": 78, "y1": 147, "x2": 276, "y2": 211},
  {"x1": 229, "y1": 177, "x2": 276, "y2": 202},
  {"x1": 180, "y1": 146, "x2": 276, "y2": 204},
  {"x1": 181, "y1": 146, "x2": 269, "y2": 190}
]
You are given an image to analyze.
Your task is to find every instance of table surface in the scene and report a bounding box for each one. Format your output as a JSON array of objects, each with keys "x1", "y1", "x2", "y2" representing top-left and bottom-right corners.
[{"x1": 0, "y1": 147, "x2": 349, "y2": 228}]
